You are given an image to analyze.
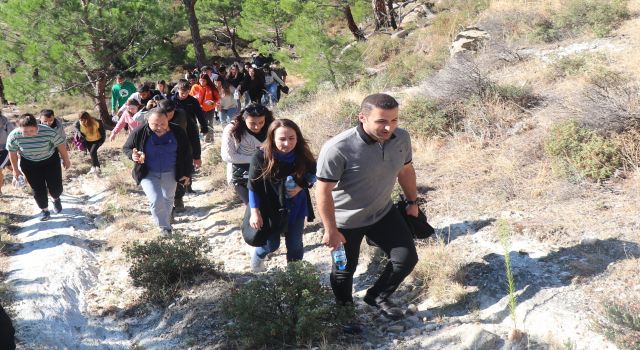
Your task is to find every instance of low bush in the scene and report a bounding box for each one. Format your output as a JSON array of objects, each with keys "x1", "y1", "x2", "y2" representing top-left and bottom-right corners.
[
  {"x1": 125, "y1": 233, "x2": 213, "y2": 303},
  {"x1": 596, "y1": 302, "x2": 640, "y2": 349},
  {"x1": 532, "y1": 0, "x2": 629, "y2": 41},
  {"x1": 412, "y1": 239, "x2": 466, "y2": 304},
  {"x1": 221, "y1": 261, "x2": 348, "y2": 347},
  {"x1": 490, "y1": 83, "x2": 541, "y2": 109},
  {"x1": 580, "y1": 70, "x2": 640, "y2": 132},
  {"x1": 544, "y1": 120, "x2": 621, "y2": 181},
  {"x1": 361, "y1": 35, "x2": 403, "y2": 67},
  {"x1": 401, "y1": 96, "x2": 460, "y2": 138}
]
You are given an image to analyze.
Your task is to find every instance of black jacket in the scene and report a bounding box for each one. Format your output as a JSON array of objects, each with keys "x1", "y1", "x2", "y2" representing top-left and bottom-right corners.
[
  {"x1": 122, "y1": 124, "x2": 193, "y2": 185},
  {"x1": 170, "y1": 108, "x2": 201, "y2": 161},
  {"x1": 239, "y1": 72, "x2": 266, "y2": 103},
  {"x1": 74, "y1": 119, "x2": 106, "y2": 143},
  {"x1": 170, "y1": 94, "x2": 208, "y2": 134},
  {"x1": 248, "y1": 150, "x2": 316, "y2": 222}
]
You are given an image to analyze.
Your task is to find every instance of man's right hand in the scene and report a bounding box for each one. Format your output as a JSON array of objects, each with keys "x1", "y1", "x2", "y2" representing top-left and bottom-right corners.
[{"x1": 322, "y1": 228, "x2": 346, "y2": 250}]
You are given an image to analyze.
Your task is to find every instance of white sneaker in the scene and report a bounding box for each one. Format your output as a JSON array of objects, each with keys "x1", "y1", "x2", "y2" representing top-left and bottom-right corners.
[
  {"x1": 88, "y1": 166, "x2": 96, "y2": 174},
  {"x1": 250, "y1": 249, "x2": 266, "y2": 273},
  {"x1": 95, "y1": 167, "x2": 101, "y2": 175}
]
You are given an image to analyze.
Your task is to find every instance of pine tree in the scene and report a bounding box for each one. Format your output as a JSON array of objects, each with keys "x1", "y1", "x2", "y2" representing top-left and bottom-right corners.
[{"x1": 239, "y1": 0, "x2": 292, "y2": 48}]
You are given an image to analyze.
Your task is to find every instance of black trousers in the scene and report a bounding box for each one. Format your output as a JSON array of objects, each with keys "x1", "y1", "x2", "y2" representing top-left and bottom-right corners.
[
  {"x1": 331, "y1": 207, "x2": 418, "y2": 304},
  {"x1": 0, "y1": 304, "x2": 16, "y2": 350},
  {"x1": 83, "y1": 140, "x2": 103, "y2": 167},
  {"x1": 20, "y1": 152, "x2": 63, "y2": 209}
]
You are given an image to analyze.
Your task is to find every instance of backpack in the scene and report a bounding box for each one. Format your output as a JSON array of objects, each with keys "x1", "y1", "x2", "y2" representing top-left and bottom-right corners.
[{"x1": 72, "y1": 132, "x2": 86, "y2": 151}]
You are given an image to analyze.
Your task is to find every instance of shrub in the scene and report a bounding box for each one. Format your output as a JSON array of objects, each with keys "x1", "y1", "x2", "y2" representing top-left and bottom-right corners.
[
  {"x1": 533, "y1": 0, "x2": 629, "y2": 41},
  {"x1": 401, "y1": 96, "x2": 460, "y2": 138},
  {"x1": 125, "y1": 233, "x2": 213, "y2": 303},
  {"x1": 595, "y1": 302, "x2": 640, "y2": 349},
  {"x1": 580, "y1": 70, "x2": 640, "y2": 132},
  {"x1": 221, "y1": 261, "x2": 348, "y2": 347},
  {"x1": 544, "y1": 120, "x2": 621, "y2": 181},
  {"x1": 361, "y1": 35, "x2": 403, "y2": 67},
  {"x1": 490, "y1": 83, "x2": 541, "y2": 109},
  {"x1": 412, "y1": 239, "x2": 466, "y2": 304}
]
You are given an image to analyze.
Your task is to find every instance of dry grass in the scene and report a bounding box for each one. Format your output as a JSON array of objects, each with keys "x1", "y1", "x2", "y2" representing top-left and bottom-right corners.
[{"x1": 412, "y1": 239, "x2": 467, "y2": 304}]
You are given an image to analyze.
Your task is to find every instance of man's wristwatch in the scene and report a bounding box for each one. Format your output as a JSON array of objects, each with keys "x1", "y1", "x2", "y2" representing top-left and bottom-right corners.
[{"x1": 406, "y1": 199, "x2": 417, "y2": 206}]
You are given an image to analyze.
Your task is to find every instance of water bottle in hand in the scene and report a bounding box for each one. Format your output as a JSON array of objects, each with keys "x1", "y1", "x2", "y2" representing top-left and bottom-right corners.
[
  {"x1": 14, "y1": 175, "x2": 25, "y2": 188},
  {"x1": 285, "y1": 175, "x2": 296, "y2": 198},
  {"x1": 332, "y1": 243, "x2": 347, "y2": 271}
]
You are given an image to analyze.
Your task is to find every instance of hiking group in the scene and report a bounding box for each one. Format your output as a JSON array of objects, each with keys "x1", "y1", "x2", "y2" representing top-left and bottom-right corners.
[{"x1": 1, "y1": 57, "x2": 421, "y2": 336}]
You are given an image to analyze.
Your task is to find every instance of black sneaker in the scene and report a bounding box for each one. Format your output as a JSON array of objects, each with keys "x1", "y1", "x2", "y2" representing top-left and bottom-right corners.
[
  {"x1": 53, "y1": 198, "x2": 62, "y2": 213},
  {"x1": 363, "y1": 293, "x2": 404, "y2": 320},
  {"x1": 174, "y1": 197, "x2": 185, "y2": 213},
  {"x1": 40, "y1": 210, "x2": 51, "y2": 221},
  {"x1": 161, "y1": 229, "x2": 172, "y2": 236}
]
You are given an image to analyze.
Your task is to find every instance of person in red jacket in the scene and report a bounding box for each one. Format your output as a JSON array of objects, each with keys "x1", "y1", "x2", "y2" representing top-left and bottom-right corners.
[{"x1": 190, "y1": 73, "x2": 220, "y2": 142}]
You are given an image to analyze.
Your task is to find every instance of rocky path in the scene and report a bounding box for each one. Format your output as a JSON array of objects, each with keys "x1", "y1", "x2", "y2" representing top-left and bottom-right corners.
[{"x1": 6, "y1": 192, "x2": 133, "y2": 349}]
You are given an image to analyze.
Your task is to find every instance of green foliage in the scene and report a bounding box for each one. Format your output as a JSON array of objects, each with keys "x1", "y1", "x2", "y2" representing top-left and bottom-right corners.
[
  {"x1": 497, "y1": 219, "x2": 518, "y2": 328},
  {"x1": 239, "y1": 0, "x2": 292, "y2": 47},
  {"x1": 544, "y1": 120, "x2": 622, "y2": 181},
  {"x1": 362, "y1": 35, "x2": 403, "y2": 67},
  {"x1": 0, "y1": 0, "x2": 185, "y2": 103},
  {"x1": 222, "y1": 261, "x2": 348, "y2": 347},
  {"x1": 598, "y1": 302, "x2": 640, "y2": 350},
  {"x1": 125, "y1": 233, "x2": 213, "y2": 303},
  {"x1": 283, "y1": 1, "x2": 363, "y2": 89},
  {"x1": 490, "y1": 84, "x2": 540, "y2": 109},
  {"x1": 533, "y1": 0, "x2": 629, "y2": 42},
  {"x1": 401, "y1": 96, "x2": 459, "y2": 138}
]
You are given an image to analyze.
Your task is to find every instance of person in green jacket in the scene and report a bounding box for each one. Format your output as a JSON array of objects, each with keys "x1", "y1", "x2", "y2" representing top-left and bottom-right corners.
[{"x1": 111, "y1": 73, "x2": 137, "y2": 117}]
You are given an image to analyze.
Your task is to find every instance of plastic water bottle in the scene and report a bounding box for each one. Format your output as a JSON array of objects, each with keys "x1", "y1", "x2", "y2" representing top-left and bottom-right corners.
[
  {"x1": 14, "y1": 175, "x2": 25, "y2": 188},
  {"x1": 285, "y1": 175, "x2": 296, "y2": 198},
  {"x1": 332, "y1": 243, "x2": 347, "y2": 271}
]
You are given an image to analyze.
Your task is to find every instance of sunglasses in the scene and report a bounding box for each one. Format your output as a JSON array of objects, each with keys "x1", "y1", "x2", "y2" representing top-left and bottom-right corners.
[{"x1": 244, "y1": 103, "x2": 267, "y2": 115}]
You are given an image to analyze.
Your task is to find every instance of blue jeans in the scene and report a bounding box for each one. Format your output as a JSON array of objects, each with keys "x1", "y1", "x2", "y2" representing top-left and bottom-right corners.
[
  {"x1": 220, "y1": 107, "x2": 238, "y2": 125},
  {"x1": 140, "y1": 170, "x2": 177, "y2": 230},
  {"x1": 256, "y1": 215, "x2": 306, "y2": 262},
  {"x1": 266, "y1": 83, "x2": 279, "y2": 103}
]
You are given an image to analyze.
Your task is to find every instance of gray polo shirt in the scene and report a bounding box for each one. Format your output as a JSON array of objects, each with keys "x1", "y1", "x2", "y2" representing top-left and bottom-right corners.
[{"x1": 316, "y1": 124, "x2": 412, "y2": 229}]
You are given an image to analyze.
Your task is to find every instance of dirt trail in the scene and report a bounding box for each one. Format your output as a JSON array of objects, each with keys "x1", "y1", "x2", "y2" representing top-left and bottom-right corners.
[{"x1": 7, "y1": 192, "x2": 133, "y2": 349}]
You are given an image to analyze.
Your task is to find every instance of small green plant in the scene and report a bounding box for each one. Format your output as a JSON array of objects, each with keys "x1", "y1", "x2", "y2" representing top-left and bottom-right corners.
[
  {"x1": 221, "y1": 261, "x2": 348, "y2": 347},
  {"x1": 595, "y1": 302, "x2": 640, "y2": 349},
  {"x1": 544, "y1": 120, "x2": 621, "y2": 181},
  {"x1": 124, "y1": 233, "x2": 213, "y2": 303},
  {"x1": 497, "y1": 219, "x2": 518, "y2": 329},
  {"x1": 412, "y1": 239, "x2": 466, "y2": 304},
  {"x1": 401, "y1": 96, "x2": 459, "y2": 138},
  {"x1": 490, "y1": 84, "x2": 541, "y2": 109}
]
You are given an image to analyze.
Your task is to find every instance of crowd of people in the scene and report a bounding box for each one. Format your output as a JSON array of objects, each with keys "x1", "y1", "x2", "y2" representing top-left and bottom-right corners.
[{"x1": 0, "y1": 54, "x2": 420, "y2": 337}]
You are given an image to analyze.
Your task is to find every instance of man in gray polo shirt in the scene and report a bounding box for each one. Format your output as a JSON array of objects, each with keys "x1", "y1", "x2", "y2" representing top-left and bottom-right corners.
[{"x1": 316, "y1": 93, "x2": 419, "y2": 322}]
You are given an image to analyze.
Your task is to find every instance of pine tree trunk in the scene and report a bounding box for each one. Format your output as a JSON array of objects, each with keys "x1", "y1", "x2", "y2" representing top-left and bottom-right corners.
[
  {"x1": 183, "y1": 0, "x2": 207, "y2": 67},
  {"x1": 94, "y1": 76, "x2": 114, "y2": 130},
  {"x1": 0, "y1": 75, "x2": 6, "y2": 105},
  {"x1": 344, "y1": 5, "x2": 366, "y2": 41},
  {"x1": 387, "y1": 0, "x2": 397, "y2": 30},
  {"x1": 223, "y1": 16, "x2": 241, "y2": 59},
  {"x1": 372, "y1": 0, "x2": 389, "y2": 30}
]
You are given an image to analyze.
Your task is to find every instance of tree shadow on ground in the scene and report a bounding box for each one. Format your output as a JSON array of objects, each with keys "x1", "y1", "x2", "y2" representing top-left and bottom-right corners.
[
  {"x1": 435, "y1": 218, "x2": 496, "y2": 244},
  {"x1": 432, "y1": 238, "x2": 640, "y2": 323},
  {"x1": 11, "y1": 234, "x2": 105, "y2": 256}
]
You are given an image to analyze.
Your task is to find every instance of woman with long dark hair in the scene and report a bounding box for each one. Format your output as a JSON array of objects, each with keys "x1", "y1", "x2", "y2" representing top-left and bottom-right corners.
[
  {"x1": 190, "y1": 73, "x2": 220, "y2": 142},
  {"x1": 74, "y1": 111, "x2": 106, "y2": 175},
  {"x1": 220, "y1": 103, "x2": 274, "y2": 205},
  {"x1": 247, "y1": 118, "x2": 316, "y2": 272}
]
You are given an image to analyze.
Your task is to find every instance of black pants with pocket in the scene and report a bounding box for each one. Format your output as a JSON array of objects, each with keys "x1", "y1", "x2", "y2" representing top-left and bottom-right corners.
[
  {"x1": 330, "y1": 207, "x2": 419, "y2": 304},
  {"x1": 83, "y1": 140, "x2": 103, "y2": 167},
  {"x1": 20, "y1": 152, "x2": 63, "y2": 210}
]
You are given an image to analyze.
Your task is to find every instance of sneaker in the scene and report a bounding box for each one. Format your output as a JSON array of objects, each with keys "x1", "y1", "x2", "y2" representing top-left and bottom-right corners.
[
  {"x1": 250, "y1": 249, "x2": 266, "y2": 273},
  {"x1": 363, "y1": 292, "x2": 404, "y2": 320},
  {"x1": 174, "y1": 197, "x2": 185, "y2": 213},
  {"x1": 88, "y1": 166, "x2": 96, "y2": 174},
  {"x1": 95, "y1": 167, "x2": 101, "y2": 175},
  {"x1": 53, "y1": 198, "x2": 62, "y2": 213},
  {"x1": 160, "y1": 229, "x2": 172, "y2": 236},
  {"x1": 40, "y1": 210, "x2": 51, "y2": 221}
]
